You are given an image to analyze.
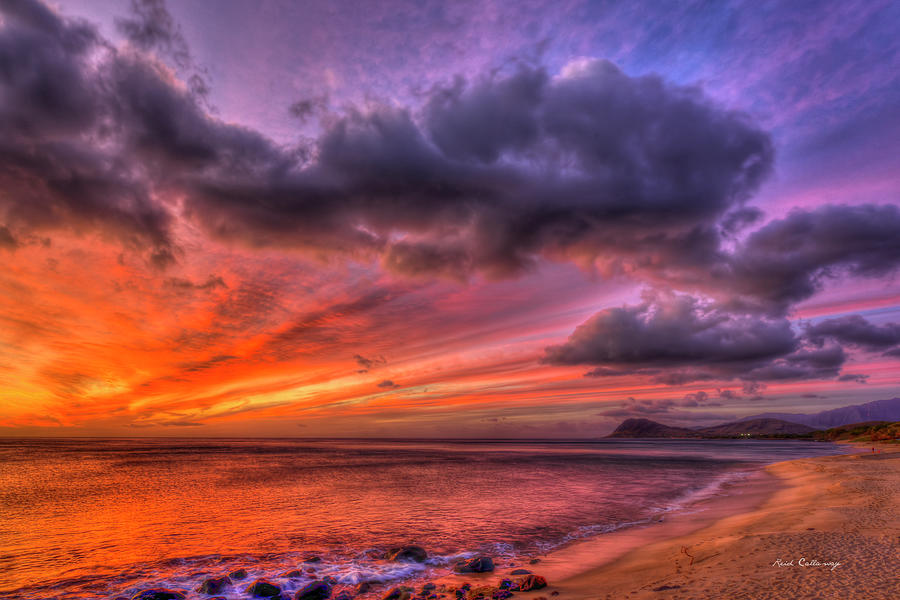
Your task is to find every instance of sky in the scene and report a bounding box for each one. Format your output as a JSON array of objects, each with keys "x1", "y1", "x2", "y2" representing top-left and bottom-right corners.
[{"x1": 0, "y1": 0, "x2": 898, "y2": 437}]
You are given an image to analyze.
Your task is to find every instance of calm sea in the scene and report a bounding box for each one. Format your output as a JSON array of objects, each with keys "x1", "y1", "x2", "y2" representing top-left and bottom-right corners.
[{"x1": 0, "y1": 438, "x2": 847, "y2": 599}]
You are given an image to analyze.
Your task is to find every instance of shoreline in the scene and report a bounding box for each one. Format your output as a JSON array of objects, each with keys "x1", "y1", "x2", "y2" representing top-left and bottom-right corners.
[{"x1": 481, "y1": 442, "x2": 899, "y2": 599}]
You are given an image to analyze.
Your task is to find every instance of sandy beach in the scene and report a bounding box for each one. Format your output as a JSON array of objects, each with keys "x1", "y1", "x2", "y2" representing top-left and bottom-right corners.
[{"x1": 484, "y1": 443, "x2": 900, "y2": 600}]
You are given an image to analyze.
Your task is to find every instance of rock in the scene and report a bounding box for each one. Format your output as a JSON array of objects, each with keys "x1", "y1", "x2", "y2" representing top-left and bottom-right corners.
[
  {"x1": 383, "y1": 587, "x2": 411, "y2": 600},
  {"x1": 295, "y1": 581, "x2": 332, "y2": 600},
  {"x1": 421, "y1": 583, "x2": 436, "y2": 593},
  {"x1": 497, "y1": 580, "x2": 514, "y2": 591},
  {"x1": 245, "y1": 579, "x2": 282, "y2": 598},
  {"x1": 386, "y1": 545, "x2": 428, "y2": 563},
  {"x1": 492, "y1": 591, "x2": 513, "y2": 600},
  {"x1": 196, "y1": 576, "x2": 231, "y2": 595},
  {"x1": 304, "y1": 556, "x2": 323, "y2": 563},
  {"x1": 281, "y1": 570, "x2": 303, "y2": 579},
  {"x1": 131, "y1": 590, "x2": 186, "y2": 600},
  {"x1": 514, "y1": 576, "x2": 547, "y2": 592},
  {"x1": 355, "y1": 582, "x2": 371, "y2": 594},
  {"x1": 334, "y1": 592, "x2": 353, "y2": 600},
  {"x1": 528, "y1": 559, "x2": 541, "y2": 565},
  {"x1": 229, "y1": 568, "x2": 249, "y2": 580},
  {"x1": 453, "y1": 557, "x2": 494, "y2": 574},
  {"x1": 652, "y1": 585, "x2": 681, "y2": 592},
  {"x1": 550, "y1": 592, "x2": 559, "y2": 596},
  {"x1": 323, "y1": 576, "x2": 338, "y2": 586},
  {"x1": 509, "y1": 569, "x2": 531, "y2": 576}
]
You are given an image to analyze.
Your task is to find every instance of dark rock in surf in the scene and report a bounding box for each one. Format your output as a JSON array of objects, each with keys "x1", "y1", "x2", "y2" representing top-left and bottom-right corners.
[
  {"x1": 197, "y1": 576, "x2": 231, "y2": 595},
  {"x1": 514, "y1": 575, "x2": 547, "y2": 592},
  {"x1": 355, "y1": 582, "x2": 372, "y2": 594},
  {"x1": 323, "y1": 576, "x2": 338, "y2": 586},
  {"x1": 421, "y1": 583, "x2": 436, "y2": 594},
  {"x1": 510, "y1": 569, "x2": 531, "y2": 575},
  {"x1": 383, "y1": 587, "x2": 411, "y2": 600},
  {"x1": 453, "y1": 557, "x2": 494, "y2": 573},
  {"x1": 229, "y1": 568, "x2": 249, "y2": 580},
  {"x1": 295, "y1": 581, "x2": 332, "y2": 600},
  {"x1": 245, "y1": 579, "x2": 282, "y2": 598},
  {"x1": 497, "y1": 580, "x2": 514, "y2": 590},
  {"x1": 528, "y1": 559, "x2": 541, "y2": 565},
  {"x1": 281, "y1": 570, "x2": 303, "y2": 579},
  {"x1": 492, "y1": 591, "x2": 513, "y2": 600},
  {"x1": 386, "y1": 545, "x2": 428, "y2": 563},
  {"x1": 304, "y1": 555, "x2": 323, "y2": 563},
  {"x1": 334, "y1": 591, "x2": 354, "y2": 600},
  {"x1": 131, "y1": 590, "x2": 187, "y2": 600}
]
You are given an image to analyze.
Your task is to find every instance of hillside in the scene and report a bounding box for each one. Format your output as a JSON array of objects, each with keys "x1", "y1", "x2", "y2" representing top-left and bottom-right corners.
[
  {"x1": 813, "y1": 421, "x2": 900, "y2": 442},
  {"x1": 740, "y1": 397, "x2": 900, "y2": 429},
  {"x1": 699, "y1": 418, "x2": 815, "y2": 437},
  {"x1": 607, "y1": 418, "x2": 701, "y2": 438},
  {"x1": 608, "y1": 417, "x2": 818, "y2": 439}
]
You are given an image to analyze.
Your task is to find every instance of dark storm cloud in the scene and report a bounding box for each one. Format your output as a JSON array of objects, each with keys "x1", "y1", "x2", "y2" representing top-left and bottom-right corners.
[
  {"x1": 377, "y1": 379, "x2": 398, "y2": 389},
  {"x1": 115, "y1": 0, "x2": 190, "y2": 67},
  {"x1": 3, "y1": 0, "x2": 898, "y2": 320},
  {"x1": 684, "y1": 204, "x2": 900, "y2": 315},
  {"x1": 543, "y1": 293, "x2": 850, "y2": 383},
  {"x1": 0, "y1": 0, "x2": 176, "y2": 264},
  {"x1": 805, "y1": 315, "x2": 900, "y2": 351},
  {"x1": 181, "y1": 58, "x2": 774, "y2": 279}
]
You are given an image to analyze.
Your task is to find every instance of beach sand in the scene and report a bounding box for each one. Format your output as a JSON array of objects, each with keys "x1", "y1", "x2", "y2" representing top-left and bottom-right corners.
[{"x1": 476, "y1": 443, "x2": 900, "y2": 600}]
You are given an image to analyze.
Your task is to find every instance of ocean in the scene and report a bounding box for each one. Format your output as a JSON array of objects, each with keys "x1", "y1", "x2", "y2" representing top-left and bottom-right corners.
[{"x1": 0, "y1": 438, "x2": 848, "y2": 599}]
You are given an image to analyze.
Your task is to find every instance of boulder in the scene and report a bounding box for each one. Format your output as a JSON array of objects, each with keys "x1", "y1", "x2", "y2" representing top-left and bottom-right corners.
[
  {"x1": 383, "y1": 587, "x2": 411, "y2": 600},
  {"x1": 355, "y1": 582, "x2": 372, "y2": 594},
  {"x1": 453, "y1": 557, "x2": 494, "y2": 574},
  {"x1": 295, "y1": 581, "x2": 332, "y2": 600},
  {"x1": 497, "y1": 580, "x2": 514, "y2": 591},
  {"x1": 196, "y1": 576, "x2": 231, "y2": 595},
  {"x1": 492, "y1": 591, "x2": 513, "y2": 600},
  {"x1": 131, "y1": 590, "x2": 186, "y2": 600},
  {"x1": 514, "y1": 576, "x2": 547, "y2": 592},
  {"x1": 245, "y1": 579, "x2": 282, "y2": 598},
  {"x1": 386, "y1": 545, "x2": 428, "y2": 563},
  {"x1": 528, "y1": 559, "x2": 541, "y2": 565},
  {"x1": 323, "y1": 576, "x2": 338, "y2": 586},
  {"x1": 509, "y1": 569, "x2": 531, "y2": 576},
  {"x1": 281, "y1": 570, "x2": 303, "y2": 579},
  {"x1": 304, "y1": 556, "x2": 323, "y2": 563},
  {"x1": 334, "y1": 591, "x2": 354, "y2": 600},
  {"x1": 229, "y1": 568, "x2": 249, "y2": 580},
  {"x1": 421, "y1": 583, "x2": 436, "y2": 594}
]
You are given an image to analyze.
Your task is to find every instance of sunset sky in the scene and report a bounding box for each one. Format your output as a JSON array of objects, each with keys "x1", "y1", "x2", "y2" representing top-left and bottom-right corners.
[{"x1": 1, "y1": 0, "x2": 899, "y2": 437}]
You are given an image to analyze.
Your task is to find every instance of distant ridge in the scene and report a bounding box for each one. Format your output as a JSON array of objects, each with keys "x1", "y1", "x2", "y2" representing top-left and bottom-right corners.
[
  {"x1": 608, "y1": 418, "x2": 700, "y2": 438},
  {"x1": 608, "y1": 417, "x2": 816, "y2": 438},
  {"x1": 700, "y1": 418, "x2": 815, "y2": 436},
  {"x1": 740, "y1": 398, "x2": 900, "y2": 429}
]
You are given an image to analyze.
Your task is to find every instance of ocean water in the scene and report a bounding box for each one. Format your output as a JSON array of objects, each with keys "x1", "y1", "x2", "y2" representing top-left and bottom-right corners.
[{"x1": 0, "y1": 438, "x2": 848, "y2": 599}]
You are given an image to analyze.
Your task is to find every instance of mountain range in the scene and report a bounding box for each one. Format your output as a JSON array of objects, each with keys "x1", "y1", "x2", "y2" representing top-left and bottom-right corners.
[
  {"x1": 739, "y1": 397, "x2": 900, "y2": 429},
  {"x1": 608, "y1": 397, "x2": 900, "y2": 438},
  {"x1": 608, "y1": 417, "x2": 815, "y2": 438}
]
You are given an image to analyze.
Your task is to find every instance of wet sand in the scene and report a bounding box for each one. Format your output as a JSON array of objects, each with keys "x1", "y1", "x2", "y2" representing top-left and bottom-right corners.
[{"x1": 487, "y1": 443, "x2": 899, "y2": 600}]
